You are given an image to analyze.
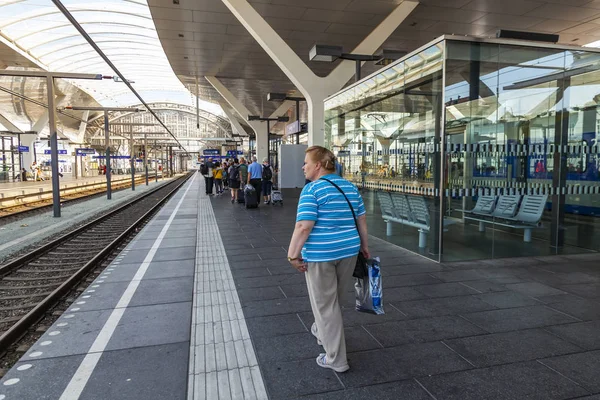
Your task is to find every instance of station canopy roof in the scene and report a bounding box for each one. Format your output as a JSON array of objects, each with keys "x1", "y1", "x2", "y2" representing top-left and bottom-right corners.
[{"x1": 0, "y1": 0, "x2": 224, "y2": 132}]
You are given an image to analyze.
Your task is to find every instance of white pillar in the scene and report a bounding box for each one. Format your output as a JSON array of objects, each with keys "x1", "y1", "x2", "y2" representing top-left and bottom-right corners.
[
  {"x1": 0, "y1": 112, "x2": 21, "y2": 132},
  {"x1": 21, "y1": 134, "x2": 36, "y2": 170},
  {"x1": 219, "y1": 102, "x2": 248, "y2": 137},
  {"x1": 206, "y1": 76, "x2": 268, "y2": 162},
  {"x1": 32, "y1": 110, "x2": 49, "y2": 135},
  {"x1": 219, "y1": 0, "x2": 418, "y2": 147}
]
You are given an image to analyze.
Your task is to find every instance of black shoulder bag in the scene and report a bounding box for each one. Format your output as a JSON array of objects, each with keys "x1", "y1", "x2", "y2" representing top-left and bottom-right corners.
[{"x1": 320, "y1": 178, "x2": 368, "y2": 279}]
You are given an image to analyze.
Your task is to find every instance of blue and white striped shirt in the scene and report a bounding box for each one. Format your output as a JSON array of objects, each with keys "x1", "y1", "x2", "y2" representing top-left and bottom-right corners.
[{"x1": 296, "y1": 174, "x2": 365, "y2": 262}]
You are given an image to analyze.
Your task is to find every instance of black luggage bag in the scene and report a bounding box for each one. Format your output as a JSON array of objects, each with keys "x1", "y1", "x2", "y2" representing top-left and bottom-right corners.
[
  {"x1": 244, "y1": 185, "x2": 258, "y2": 208},
  {"x1": 237, "y1": 186, "x2": 245, "y2": 203}
]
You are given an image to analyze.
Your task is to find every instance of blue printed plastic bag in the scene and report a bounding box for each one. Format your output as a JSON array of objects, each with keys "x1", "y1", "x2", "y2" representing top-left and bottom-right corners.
[{"x1": 354, "y1": 257, "x2": 384, "y2": 315}]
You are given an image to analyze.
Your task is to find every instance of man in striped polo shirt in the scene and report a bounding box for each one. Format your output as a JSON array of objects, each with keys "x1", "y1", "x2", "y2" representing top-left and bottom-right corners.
[{"x1": 288, "y1": 146, "x2": 370, "y2": 373}]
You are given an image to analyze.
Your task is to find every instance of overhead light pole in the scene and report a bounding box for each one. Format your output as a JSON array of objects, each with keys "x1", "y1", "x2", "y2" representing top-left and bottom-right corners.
[
  {"x1": 0, "y1": 70, "x2": 112, "y2": 217},
  {"x1": 309, "y1": 45, "x2": 406, "y2": 81},
  {"x1": 64, "y1": 106, "x2": 140, "y2": 199},
  {"x1": 267, "y1": 93, "x2": 306, "y2": 144}
]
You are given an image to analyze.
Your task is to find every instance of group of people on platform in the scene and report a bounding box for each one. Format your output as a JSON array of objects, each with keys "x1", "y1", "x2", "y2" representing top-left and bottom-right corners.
[{"x1": 200, "y1": 155, "x2": 276, "y2": 206}]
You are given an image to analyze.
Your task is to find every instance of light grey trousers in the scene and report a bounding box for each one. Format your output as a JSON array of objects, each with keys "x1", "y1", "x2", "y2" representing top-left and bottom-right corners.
[{"x1": 305, "y1": 255, "x2": 357, "y2": 368}]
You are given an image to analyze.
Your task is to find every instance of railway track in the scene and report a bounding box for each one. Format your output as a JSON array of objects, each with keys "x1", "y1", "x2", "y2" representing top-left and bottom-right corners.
[
  {"x1": 0, "y1": 172, "x2": 193, "y2": 358},
  {"x1": 0, "y1": 175, "x2": 158, "y2": 224}
]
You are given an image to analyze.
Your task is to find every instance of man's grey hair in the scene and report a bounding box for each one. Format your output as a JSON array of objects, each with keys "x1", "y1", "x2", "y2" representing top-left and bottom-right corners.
[{"x1": 252, "y1": 156, "x2": 257, "y2": 162}]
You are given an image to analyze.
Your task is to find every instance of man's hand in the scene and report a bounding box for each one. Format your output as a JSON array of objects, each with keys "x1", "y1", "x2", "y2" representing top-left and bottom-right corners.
[
  {"x1": 360, "y1": 246, "x2": 370, "y2": 260},
  {"x1": 289, "y1": 258, "x2": 307, "y2": 273}
]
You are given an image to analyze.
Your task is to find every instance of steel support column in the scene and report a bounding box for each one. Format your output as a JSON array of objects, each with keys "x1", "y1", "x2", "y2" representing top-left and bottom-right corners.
[
  {"x1": 46, "y1": 76, "x2": 61, "y2": 217},
  {"x1": 104, "y1": 110, "x2": 112, "y2": 199},
  {"x1": 145, "y1": 133, "x2": 148, "y2": 185},
  {"x1": 130, "y1": 131, "x2": 135, "y2": 190}
]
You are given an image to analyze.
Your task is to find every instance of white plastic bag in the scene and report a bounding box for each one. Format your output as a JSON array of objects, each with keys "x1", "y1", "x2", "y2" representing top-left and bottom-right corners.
[{"x1": 354, "y1": 257, "x2": 384, "y2": 315}]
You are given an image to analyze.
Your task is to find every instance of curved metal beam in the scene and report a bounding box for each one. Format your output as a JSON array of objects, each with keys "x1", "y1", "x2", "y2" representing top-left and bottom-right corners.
[
  {"x1": 104, "y1": 109, "x2": 232, "y2": 138},
  {"x1": 38, "y1": 39, "x2": 160, "y2": 59},
  {"x1": 31, "y1": 31, "x2": 158, "y2": 52},
  {"x1": 15, "y1": 21, "x2": 154, "y2": 41}
]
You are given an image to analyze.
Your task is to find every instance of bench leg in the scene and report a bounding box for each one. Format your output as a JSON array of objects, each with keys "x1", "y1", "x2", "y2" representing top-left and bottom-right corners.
[
  {"x1": 418, "y1": 229, "x2": 427, "y2": 248},
  {"x1": 479, "y1": 221, "x2": 486, "y2": 232},
  {"x1": 523, "y1": 228, "x2": 532, "y2": 242},
  {"x1": 386, "y1": 221, "x2": 392, "y2": 236}
]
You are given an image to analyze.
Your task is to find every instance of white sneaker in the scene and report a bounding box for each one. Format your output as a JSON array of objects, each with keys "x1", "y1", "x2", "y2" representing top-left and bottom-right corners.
[
  {"x1": 311, "y1": 322, "x2": 322, "y2": 346},
  {"x1": 316, "y1": 353, "x2": 349, "y2": 373}
]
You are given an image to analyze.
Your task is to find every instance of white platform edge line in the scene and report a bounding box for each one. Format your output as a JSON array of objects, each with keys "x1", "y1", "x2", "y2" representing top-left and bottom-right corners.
[{"x1": 58, "y1": 173, "x2": 198, "y2": 400}]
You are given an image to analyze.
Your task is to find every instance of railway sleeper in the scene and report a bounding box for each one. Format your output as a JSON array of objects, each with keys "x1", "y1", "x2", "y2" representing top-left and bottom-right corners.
[
  {"x1": 3, "y1": 274, "x2": 74, "y2": 282},
  {"x1": 0, "y1": 283, "x2": 58, "y2": 290},
  {"x1": 0, "y1": 292, "x2": 51, "y2": 301}
]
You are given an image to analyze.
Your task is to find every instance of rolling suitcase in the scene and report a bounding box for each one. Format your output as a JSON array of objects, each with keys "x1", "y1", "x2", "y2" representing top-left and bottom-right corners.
[
  {"x1": 244, "y1": 184, "x2": 258, "y2": 208},
  {"x1": 237, "y1": 186, "x2": 245, "y2": 203},
  {"x1": 271, "y1": 190, "x2": 283, "y2": 206}
]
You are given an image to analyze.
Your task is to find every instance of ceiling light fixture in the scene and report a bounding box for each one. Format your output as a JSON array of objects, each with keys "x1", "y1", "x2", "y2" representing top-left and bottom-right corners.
[{"x1": 309, "y1": 44, "x2": 405, "y2": 81}]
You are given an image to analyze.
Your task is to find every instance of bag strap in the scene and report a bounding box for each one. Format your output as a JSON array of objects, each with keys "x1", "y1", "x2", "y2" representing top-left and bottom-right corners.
[{"x1": 319, "y1": 177, "x2": 359, "y2": 232}]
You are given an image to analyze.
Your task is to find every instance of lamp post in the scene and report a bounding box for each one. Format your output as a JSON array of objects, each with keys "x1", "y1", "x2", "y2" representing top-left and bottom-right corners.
[
  {"x1": 247, "y1": 115, "x2": 289, "y2": 164},
  {"x1": 64, "y1": 106, "x2": 140, "y2": 199},
  {"x1": 309, "y1": 45, "x2": 406, "y2": 82},
  {"x1": 267, "y1": 93, "x2": 306, "y2": 144}
]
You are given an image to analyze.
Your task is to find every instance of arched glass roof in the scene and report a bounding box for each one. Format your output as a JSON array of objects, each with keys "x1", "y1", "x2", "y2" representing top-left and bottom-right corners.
[{"x1": 0, "y1": 0, "x2": 223, "y2": 117}]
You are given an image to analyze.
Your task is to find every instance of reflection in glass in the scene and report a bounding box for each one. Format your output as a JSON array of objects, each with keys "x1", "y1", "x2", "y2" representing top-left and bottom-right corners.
[{"x1": 325, "y1": 37, "x2": 600, "y2": 262}]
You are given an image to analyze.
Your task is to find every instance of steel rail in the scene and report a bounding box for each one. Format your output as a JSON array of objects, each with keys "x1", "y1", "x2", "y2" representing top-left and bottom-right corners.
[
  {"x1": 0, "y1": 174, "x2": 188, "y2": 278},
  {"x1": 0, "y1": 172, "x2": 193, "y2": 350},
  {"x1": 0, "y1": 175, "x2": 151, "y2": 220},
  {"x1": 51, "y1": 0, "x2": 189, "y2": 155}
]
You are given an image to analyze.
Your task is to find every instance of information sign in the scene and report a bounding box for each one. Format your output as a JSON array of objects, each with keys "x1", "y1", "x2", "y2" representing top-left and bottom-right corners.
[
  {"x1": 76, "y1": 148, "x2": 95, "y2": 156},
  {"x1": 44, "y1": 149, "x2": 67, "y2": 154}
]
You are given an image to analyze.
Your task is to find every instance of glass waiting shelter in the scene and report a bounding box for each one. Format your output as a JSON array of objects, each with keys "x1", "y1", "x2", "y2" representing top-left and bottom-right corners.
[{"x1": 325, "y1": 35, "x2": 600, "y2": 262}]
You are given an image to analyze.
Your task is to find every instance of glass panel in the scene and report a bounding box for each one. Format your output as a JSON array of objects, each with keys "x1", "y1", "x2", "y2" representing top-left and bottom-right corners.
[
  {"x1": 325, "y1": 44, "x2": 444, "y2": 261},
  {"x1": 327, "y1": 38, "x2": 600, "y2": 261},
  {"x1": 0, "y1": 0, "x2": 220, "y2": 115},
  {"x1": 443, "y1": 40, "x2": 600, "y2": 261}
]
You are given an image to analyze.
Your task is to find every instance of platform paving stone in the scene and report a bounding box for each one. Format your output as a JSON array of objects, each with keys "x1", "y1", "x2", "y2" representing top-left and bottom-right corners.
[
  {"x1": 80, "y1": 342, "x2": 189, "y2": 400},
  {"x1": 299, "y1": 380, "x2": 433, "y2": 400},
  {"x1": 461, "y1": 305, "x2": 580, "y2": 332},
  {"x1": 413, "y1": 282, "x2": 482, "y2": 298},
  {"x1": 444, "y1": 329, "x2": 583, "y2": 367},
  {"x1": 540, "y1": 350, "x2": 600, "y2": 392},
  {"x1": 474, "y1": 291, "x2": 543, "y2": 308},
  {"x1": 364, "y1": 316, "x2": 486, "y2": 347},
  {"x1": 208, "y1": 189, "x2": 600, "y2": 399},
  {"x1": 546, "y1": 321, "x2": 600, "y2": 350},
  {"x1": 419, "y1": 361, "x2": 590, "y2": 400}
]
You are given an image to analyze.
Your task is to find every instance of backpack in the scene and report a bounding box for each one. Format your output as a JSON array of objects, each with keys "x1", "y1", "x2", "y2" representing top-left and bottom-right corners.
[
  {"x1": 262, "y1": 165, "x2": 272, "y2": 180},
  {"x1": 200, "y1": 164, "x2": 208, "y2": 175},
  {"x1": 230, "y1": 165, "x2": 240, "y2": 181}
]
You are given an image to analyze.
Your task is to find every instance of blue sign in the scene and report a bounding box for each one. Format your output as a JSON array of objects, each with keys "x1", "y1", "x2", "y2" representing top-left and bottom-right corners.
[
  {"x1": 226, "y1": 150, "x2": 243, "y2": 156},
  {"x1": 76, "y1": 148, "x2": 95, "y2": 156},
  {"x1": 203, "y1": 149, "x2": 220, "y2": 156},
  {"x1": 93, "y1": 155, "x2": 136, "y2": 159},
  {"x1": 44, "y1": 149, "x2": 68, "y2": 155},
  {"x1": 18, "y1": 145, "x2": 29, "y2": 152}
]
